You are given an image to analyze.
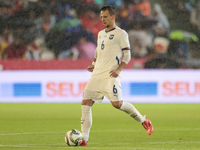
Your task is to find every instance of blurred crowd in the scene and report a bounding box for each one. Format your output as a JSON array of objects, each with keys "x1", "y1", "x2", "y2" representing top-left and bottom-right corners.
[{"x1": 0, "y1": 0, "x2": 200, "y2": 68}]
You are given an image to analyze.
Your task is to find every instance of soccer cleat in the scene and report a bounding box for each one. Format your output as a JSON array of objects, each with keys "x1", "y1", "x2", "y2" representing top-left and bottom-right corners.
[
  {"x1": 80, "y1": 140, "x2": 88, "y2": 146},
  {"x1": 142, "y1": 119, "x2": 154, "y2": 135}
]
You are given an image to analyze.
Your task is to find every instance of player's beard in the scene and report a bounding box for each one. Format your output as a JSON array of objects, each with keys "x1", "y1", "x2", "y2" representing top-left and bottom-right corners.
[
  {"x1": 103, "y1": 22, "x2": 108, "y2": 28},
  {"x1": 105, "y1": 24, "x2": 110, "y2": 29}
]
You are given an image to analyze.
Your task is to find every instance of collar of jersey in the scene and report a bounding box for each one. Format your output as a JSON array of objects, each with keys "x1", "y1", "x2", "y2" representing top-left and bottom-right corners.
[{"x1": 105, "y1": 28, "x2": 116, "y2": 33}]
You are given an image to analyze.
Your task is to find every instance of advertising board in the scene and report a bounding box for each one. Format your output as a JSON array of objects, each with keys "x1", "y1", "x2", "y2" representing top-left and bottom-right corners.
[{"x1": 0, "y1": 70, "x2": 199, "y2": 103}]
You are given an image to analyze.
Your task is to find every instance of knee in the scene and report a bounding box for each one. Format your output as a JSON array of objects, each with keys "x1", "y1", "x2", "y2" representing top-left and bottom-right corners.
[
  {"x1": 81, "y1": 99, "x2": 94, "y2": 106},
  {"x1": 111, "y1": 101, "x2": 123, "y2": 109}
]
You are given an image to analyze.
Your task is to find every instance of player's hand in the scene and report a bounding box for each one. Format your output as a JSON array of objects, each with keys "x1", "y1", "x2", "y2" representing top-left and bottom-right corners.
[
  {"x1": 86, "y1": 65, "x2": 94, "y2": 72},
  {"x1": 109, "y1": 69, "x2": 120, "y2": 78}
]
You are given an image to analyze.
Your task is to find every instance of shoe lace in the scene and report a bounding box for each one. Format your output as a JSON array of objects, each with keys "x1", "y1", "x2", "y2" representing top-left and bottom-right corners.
[
  {"x1": 143, "y1": 122, "x2": 148, "y2": 129},
  {"x1": 142, "y1": 116, "x2": 149, "y2": 129}
]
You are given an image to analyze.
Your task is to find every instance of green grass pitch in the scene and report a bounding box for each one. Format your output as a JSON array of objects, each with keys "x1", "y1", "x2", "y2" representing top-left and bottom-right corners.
[{"x1": 0, "y1": 103, "x2": 200, "y2": 150}]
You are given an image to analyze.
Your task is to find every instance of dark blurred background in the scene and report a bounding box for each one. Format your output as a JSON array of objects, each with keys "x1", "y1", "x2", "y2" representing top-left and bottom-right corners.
[{"x1": 0, "y1": 0, "x2": 200, "y2": 69}]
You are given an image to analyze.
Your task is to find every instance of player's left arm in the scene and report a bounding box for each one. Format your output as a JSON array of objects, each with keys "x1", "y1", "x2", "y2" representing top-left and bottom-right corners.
[
  {"x1": 109, "y1": 50, "x2": 131, "y2": 78},
  {"x1": 110, "y1": 30, "x2": 131, "y2": 78}
]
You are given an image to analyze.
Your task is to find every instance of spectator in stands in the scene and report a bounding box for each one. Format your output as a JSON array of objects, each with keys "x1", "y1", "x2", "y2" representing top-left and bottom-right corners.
[
  {"x1": 106, "y1": 0, "x2": 123, "y2": 11},
  {"x1": 81, "y1": 0, "x2": 96, "y2": 5},
  {"x1": 119, "y1": 0, "x2": 153, "y2": 31},
  {"x1": 151, "y1": 3, "x2": 170, "y2": 38},
  {"x1": 49, "y1": 0, "x2": 60, "y2": 17},
  {"x1": 0, "y1": 26, "x2": 13, "y2": 59},
  {"x1": 14, "y1": 0, "x2": 26, "y2": 12},
  {"x1": 71, "y1": 36, "x2": 96, "y2": 60},
  {"x1": 14, "y1": 0, "x2": 39, "y2": 13},
  {"x1": 56, "y1": 3, "x2": 76, "y2": 21},
  {"x1": 132, "y1": 38, "x2": 147, "y2": 58},
  {"x1": 128, "y1": 23, "x2": 153, "y2": 58},
  {"x1": 194, "y1": 0, "x2": 200, "y2": 31},
  {"x1": 59, "y1": 36, "x2": 96, "y2": 60},
  {"x1": 63, "y1": 4, "x2": 74, "y2": 19},
  {"x1": 173, "y1": 40, "x2": 191, "y2": 59},
  {"x1": 94, "y1": 0, "x2": 104, "y2": 6},
  {"x1": 0, "y1": 2, "x2": 12, "y2": 19},
  {"x1": 42, "y1": 9, "x2": 56, "y2": 34},
  {"x1": 3, "y1": 33, "x2": 26, "y2": 59},
  {"x1": 79, "y1": 8, "x2": 104, "y2": 39},
  {"x1": 119, "y1": 14, "x2": 135, "y2": 30},
  {"x1": 183, "y1": 0, "x2": 198, "y2": 14},
  {"x1": 28, "y1": 9, "x2": 43, "y2": 38},
  {"x1": 118, "y1": 3, "x2": 130, "y2": 21},
  {"x1": 133, "y1": 0, "x2": 151, "y2": 17},
  {"x1": 24, "y1": 37, "x2": 41, "y2": 60}
]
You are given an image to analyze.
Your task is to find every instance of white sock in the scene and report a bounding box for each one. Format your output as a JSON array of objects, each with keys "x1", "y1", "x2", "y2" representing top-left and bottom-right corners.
[
  {"x1": 81, "y1": 105, "x2": 92, "y2": 142},
  {"x1": 120, "y1": 102, "x2": 146, "y2": 123}
]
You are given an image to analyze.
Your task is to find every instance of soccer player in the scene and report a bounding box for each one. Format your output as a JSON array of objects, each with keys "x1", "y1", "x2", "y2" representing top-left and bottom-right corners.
[{"x1": 80, "y1": 5, "x2": 153, "y2": 146}]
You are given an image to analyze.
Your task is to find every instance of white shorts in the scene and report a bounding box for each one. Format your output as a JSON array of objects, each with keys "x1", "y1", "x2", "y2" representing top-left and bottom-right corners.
[{"x1": 83, "y1": 76, "x2": 122, "y2": 103}]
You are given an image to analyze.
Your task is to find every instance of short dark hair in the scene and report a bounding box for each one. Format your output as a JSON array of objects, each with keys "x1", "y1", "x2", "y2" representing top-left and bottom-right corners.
[{"x1": 101, "y1": 5, "x2": 116, "y2": 16}]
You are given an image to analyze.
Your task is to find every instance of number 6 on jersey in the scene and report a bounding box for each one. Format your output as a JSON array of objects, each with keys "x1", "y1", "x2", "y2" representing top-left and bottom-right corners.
[{"x1": 101, "y1": 40, "x2": 104, "y2": 50}]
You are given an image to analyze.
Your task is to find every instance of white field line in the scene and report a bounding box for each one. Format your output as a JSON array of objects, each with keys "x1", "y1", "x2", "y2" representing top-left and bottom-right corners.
[{"x1": 0, "y1": 128, "x2": 200, "y2": 136}]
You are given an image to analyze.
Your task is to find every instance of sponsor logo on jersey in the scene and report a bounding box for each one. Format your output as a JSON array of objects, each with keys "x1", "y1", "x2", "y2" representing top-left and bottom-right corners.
[{"x1": 109, "y1": 34, "x2": 114, "y2": 40}]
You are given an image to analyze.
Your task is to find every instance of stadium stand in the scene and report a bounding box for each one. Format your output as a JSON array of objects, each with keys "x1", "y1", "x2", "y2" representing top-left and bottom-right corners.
[{"x1": 0, "y1": 0, "x2": 200, "y2": 69}]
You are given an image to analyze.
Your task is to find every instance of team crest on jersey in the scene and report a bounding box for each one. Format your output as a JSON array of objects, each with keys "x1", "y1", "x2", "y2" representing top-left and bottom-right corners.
[{"x1": 109, "y1": 34, "x2": 114, "y2": 40}]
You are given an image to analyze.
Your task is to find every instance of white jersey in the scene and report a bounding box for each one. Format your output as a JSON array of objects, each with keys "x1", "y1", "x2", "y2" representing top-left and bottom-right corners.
[{"x1": 92, "y1": 26, "x2": 130, "y2": 78}]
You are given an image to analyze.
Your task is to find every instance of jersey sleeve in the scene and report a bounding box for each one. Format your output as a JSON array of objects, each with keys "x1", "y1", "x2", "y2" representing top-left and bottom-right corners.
[
  {"x1": 95, "y1": 32, "x2": 100, "y2": 59},
  {"x1": 94, "y1": 47, "x2": 97, "y2": 59},
  {"x1": 119, "y1": 30, "x2": 130, "y2": 51}
]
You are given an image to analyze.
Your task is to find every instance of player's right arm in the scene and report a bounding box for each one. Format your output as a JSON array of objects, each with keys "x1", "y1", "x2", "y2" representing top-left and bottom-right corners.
[
  {"x1": 86, "y1": 47, "x2": 97, "y2": 72},
  {"x1": 86, "y1": 58, "x2": 96, "y2": 72},
  {"x1": 87, "y1": 32, "x2": 100, "y2": 72}
]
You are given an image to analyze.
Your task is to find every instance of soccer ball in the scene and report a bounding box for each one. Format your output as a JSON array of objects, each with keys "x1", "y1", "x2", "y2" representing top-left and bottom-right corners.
[{"x1": 65, "y1": 129, "x2": 83, "y2": 146}]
